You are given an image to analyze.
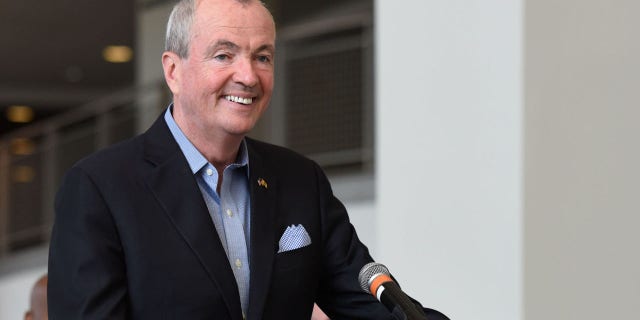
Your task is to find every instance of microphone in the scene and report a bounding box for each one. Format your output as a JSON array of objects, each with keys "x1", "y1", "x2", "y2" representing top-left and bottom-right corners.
[{"x1": 358, "y1": 262, "x2": 428, "y2": 320}]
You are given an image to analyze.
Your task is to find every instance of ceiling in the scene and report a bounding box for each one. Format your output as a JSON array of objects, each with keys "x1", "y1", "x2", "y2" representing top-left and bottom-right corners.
[{"x1": 0, "y1": 0, "x2": 135, "y2": 135}]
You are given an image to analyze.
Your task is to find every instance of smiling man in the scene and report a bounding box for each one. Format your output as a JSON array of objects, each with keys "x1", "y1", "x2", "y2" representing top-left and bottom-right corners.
[{"x1": 48, "y1": 1, "x2": 446, "y2": 319}]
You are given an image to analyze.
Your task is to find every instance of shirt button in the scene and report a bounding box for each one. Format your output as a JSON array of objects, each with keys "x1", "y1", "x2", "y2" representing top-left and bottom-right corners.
[
  {"x1": 206, "y1": 168, "x2": 213, "y2": 176},
  {"x1": 235, "y1": 259, "x2": 242, "y2": 268},
  {"x1": 226, "y1": 209, "x2": 233, "y2": 217}
]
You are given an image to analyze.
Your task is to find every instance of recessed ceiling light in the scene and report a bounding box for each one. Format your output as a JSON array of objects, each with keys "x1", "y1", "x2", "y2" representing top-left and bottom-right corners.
[
  {"x1": 10, "y1": 138, "x2": 36, "y2": 156},
  {"x1": 6, "y1": 105, "x2": 34, "y2": 123},
  {"x1": 13, "y1": 165, "x2": 35, "y2": 183},
  {"x1": 103, "y1": 45, "x2": 133, "y2": 63}
]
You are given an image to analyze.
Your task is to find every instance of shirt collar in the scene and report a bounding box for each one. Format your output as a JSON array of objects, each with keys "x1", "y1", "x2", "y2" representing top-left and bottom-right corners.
[{"x1": 164, "y1": 105, "x2": 249, "y2": 175}]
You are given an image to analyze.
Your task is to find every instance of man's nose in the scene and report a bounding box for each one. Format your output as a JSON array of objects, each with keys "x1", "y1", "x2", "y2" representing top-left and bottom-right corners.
[{"x1": 233, "y1": 57, "x2": 258, "y2": 88}]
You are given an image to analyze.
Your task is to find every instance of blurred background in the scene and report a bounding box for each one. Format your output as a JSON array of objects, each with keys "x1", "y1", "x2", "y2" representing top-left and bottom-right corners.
[{"x1": 1, "y1": 0, "x2": 638, "y2": 319}]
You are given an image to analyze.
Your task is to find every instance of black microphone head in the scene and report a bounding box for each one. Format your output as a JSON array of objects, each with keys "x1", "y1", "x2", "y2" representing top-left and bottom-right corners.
[{"x1": 358, "y1": 262, "x2": 391, "y2": 294}]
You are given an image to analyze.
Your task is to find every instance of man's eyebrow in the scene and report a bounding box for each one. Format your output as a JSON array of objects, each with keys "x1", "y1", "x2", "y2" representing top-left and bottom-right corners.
[
  {"x1": 255, "y1": 44, "x2": 275, "y2": 55},
  {"x1": 205, "y1": 40, "x2": 239, "y2": 57},
  {"x1": 204, "y1": 40, "x2": 275, "y2": 57}
]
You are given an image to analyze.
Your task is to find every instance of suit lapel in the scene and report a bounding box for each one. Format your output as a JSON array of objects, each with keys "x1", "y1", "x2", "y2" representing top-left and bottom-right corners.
[
  {"x1": 142, "y1": 116, "x2": 243, "y2": 320},
  {"x1": 246, "y1": 140, "x2": 278, "y2": 320}
]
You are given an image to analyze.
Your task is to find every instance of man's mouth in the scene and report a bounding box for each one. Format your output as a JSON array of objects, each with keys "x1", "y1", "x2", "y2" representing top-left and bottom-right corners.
[{"x1": 224, "y1": 95, "x2": 254, "y2": 105}]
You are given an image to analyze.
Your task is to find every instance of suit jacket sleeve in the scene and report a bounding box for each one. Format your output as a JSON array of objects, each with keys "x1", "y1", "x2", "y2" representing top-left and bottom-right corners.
[
  {"x1": 48, "y1": 165, "x2": 129, "y2": 319},
  {"x1": 311, "y1": 162, "x2": 395, "y2": 319}
]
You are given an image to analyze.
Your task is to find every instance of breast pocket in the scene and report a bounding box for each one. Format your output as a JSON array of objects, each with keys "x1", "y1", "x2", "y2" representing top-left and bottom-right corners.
[
  {"x1": 270, "y1": 244, "x2": 319, "y2": 301},
  {"x1": 274, "y1": 244, "x2": 316, "y2": 271}
]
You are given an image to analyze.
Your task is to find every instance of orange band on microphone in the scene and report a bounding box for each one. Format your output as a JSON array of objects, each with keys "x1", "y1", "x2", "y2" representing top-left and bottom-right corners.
[{"x1": 369, "y1": 274, "x2": 393, "y2": 296}]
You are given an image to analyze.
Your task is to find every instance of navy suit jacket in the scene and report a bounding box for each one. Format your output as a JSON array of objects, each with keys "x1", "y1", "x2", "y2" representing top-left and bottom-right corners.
[{"x1": 48, "y1": 114, "x2": 447, "y2": 319}]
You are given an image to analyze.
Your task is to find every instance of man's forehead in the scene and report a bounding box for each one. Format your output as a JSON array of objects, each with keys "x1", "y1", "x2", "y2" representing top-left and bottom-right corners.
[
  {"x1": 194, "y1": 24, "x2": 275, "y2": 45},
  {"x1": 204, "y1": 24, "x2": 274, "y2": 31},
  {"x1": 195, "y1": 5, "x2": 275, "y2": 32},
  {"x1": 194, "y1": 0, "x2": 273, "y2": 23},
  {"x1": 205, "y1": 39, "x2": 275, "y2": 52}
]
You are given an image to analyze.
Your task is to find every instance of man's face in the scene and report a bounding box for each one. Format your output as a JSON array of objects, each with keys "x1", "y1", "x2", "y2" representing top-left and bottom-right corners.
[{"x1": 165, "y1": 0, "x2": 275, "y2": 138}]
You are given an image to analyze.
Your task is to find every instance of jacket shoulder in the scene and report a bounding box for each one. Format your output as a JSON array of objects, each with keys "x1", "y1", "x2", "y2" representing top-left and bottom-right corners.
[{"x1": 245, "y1": 137, "x2": 318, "y2": 171}]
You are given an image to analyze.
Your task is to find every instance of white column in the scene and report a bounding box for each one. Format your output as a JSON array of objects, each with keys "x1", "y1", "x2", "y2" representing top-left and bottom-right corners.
[{"x1": 375, "y1": 1, "x2": 523, "y2": 319}]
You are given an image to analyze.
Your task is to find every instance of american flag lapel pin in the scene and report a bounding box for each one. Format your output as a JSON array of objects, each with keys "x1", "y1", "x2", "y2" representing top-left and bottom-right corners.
[{"x1": 258, "y1": 178, "x2": 268, "y2": 189}]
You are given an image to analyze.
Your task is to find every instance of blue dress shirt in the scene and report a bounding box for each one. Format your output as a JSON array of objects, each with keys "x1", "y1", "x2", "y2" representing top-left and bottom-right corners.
[{"x1": 164, "y1": 106, "x2": 251, "y2": 317}]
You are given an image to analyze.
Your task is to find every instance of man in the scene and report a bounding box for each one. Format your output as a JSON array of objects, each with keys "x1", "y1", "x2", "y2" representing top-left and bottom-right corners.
[
  {"x1": 48, "y1": 0, "x2": 447, "y2": 319},
  {"x1": 25, "y1": 274, "x2": 48, "y2": 320}
]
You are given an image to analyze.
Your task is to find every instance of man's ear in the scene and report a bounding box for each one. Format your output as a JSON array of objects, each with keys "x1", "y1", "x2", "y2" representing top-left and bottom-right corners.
[{"x1": 162, "y1": 51, "x2": 181, "y2": 95}]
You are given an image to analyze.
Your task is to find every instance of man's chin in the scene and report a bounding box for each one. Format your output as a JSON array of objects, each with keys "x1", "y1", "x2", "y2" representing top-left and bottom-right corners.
[
  {"x1": 222, "y1": 123, "x2": 258, "y2": 137},
  {"x1": 221, "y1": 114, "x2": 262, "y2": 135}
]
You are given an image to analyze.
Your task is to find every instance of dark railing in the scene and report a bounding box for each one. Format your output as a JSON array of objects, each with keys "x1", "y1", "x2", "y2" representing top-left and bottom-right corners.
[{"x1": 0, "y1": 83, "x2": 166, "y2": 258}]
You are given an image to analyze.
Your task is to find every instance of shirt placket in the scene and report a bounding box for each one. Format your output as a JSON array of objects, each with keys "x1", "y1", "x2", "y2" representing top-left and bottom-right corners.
[{"x1": 221, "y1": 166, "x2": 250, "y2": 316}]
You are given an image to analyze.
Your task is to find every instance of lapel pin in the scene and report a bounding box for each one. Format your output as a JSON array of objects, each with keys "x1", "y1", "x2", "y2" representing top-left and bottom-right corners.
[{"x1": 258, "y1": 178, "x2": 268, "y2": 189}]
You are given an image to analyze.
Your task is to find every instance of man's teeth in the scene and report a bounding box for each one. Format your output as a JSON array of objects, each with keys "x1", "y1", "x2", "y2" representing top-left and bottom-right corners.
[{"x1": 225, "y1": 95, "x2": 253, "y2": 105}]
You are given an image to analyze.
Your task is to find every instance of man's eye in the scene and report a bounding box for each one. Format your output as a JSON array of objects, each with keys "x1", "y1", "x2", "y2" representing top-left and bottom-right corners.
[
  {"x1": 214, "y1": 54, "x2": 229, "y2": 61},
  {"x1": 257, "y1": 55, "x2": 271, "y2": 63}
]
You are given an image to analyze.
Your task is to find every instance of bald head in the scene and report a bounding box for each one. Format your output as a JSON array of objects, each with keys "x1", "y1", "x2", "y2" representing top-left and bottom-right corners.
[{"x1": 24, "y1": 275, "x2": 48, "y2": 320}]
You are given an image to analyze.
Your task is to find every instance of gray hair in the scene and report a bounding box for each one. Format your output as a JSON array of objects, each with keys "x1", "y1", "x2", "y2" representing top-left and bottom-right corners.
[
  {"x1": 164, "y1": 0, "x2": 270, "y2": 59},
  {"x1": 165, "y1": 0, "x2": 196, "y2": 58}
]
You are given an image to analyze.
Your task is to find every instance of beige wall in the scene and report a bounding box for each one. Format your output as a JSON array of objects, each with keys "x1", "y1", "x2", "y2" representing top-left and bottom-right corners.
[{"x1": 524, "y1": 0, "x2": 640, "y2": 319}]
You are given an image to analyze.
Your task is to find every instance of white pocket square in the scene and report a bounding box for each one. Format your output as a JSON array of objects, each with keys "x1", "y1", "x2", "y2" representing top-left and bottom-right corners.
[{"x1": 278, "y1": 224, "x2": 312, "y2": 253}]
